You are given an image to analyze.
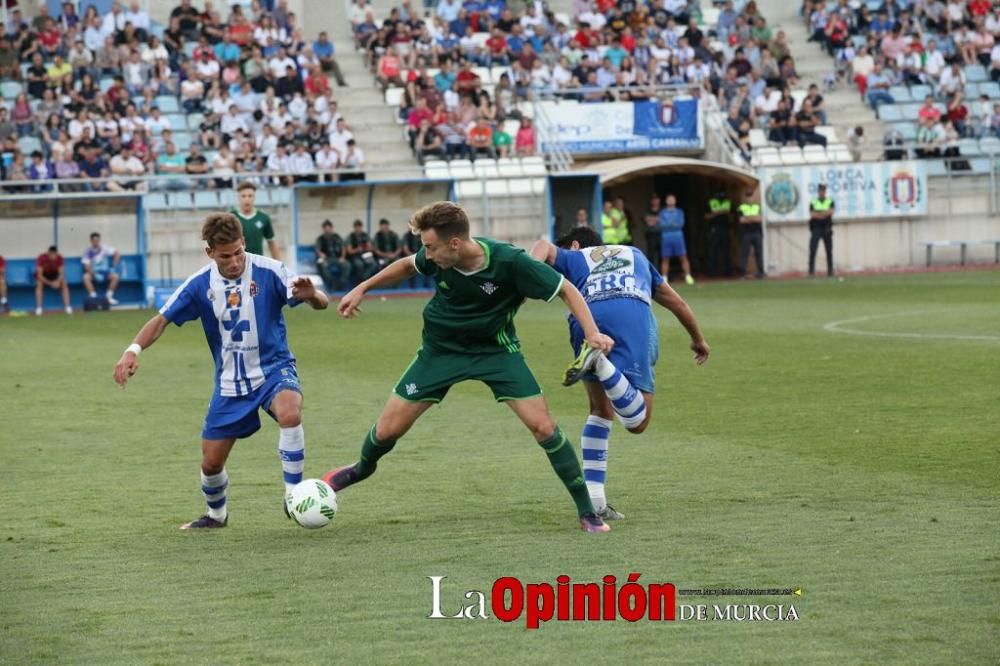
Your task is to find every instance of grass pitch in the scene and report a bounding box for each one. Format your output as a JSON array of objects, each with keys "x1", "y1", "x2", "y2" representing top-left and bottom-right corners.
[{"x1": 1, "y1": 271, "x2": 998, "y2": 664}]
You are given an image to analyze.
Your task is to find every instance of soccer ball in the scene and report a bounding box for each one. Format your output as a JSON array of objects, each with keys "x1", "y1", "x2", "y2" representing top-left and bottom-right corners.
[{"x1": 285, "y1": 479, "x2": 338, "y2": 529}]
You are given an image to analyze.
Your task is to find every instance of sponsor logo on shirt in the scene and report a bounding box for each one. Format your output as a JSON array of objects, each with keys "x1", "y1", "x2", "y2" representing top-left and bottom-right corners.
[{"x1": 589, "y1": 246, "x2": 631, "y2": 274}]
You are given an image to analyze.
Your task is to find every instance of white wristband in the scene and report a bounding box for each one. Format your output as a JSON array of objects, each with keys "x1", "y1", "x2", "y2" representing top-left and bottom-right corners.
[{"x1": 126, "y1": 343, "x2": 142, "y2": 356}]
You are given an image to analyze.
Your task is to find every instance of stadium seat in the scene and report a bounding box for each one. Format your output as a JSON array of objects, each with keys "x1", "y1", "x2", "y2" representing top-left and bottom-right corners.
[
  {"x1": 816, "y1": 126, "x2": 838, "y2": 143},
  {"x1": 144, "y1": 193, "x2": 170, "y2": 210},
  {"x1": 219, "y1": 188, "x2": 237, "y2": 208},
  {"x1": 520, "y1": 157, "x2": 547, "y2": 176},
  {"x1": 790, "y1": 89, "x2": 807, "y2": 112},
  {"x1": 183, "y1": 42, "x2": 197, "y2": 59},
  {"x1": 497, "y1": 160, "x2": 522, "y2": 177},
  {"x1": 780, "y1": 146, "x2": 806, "y2": 165},
  {"x1": 964, "y1": 83, "x2": 980, "y2": 99},
  {"x1": 485, "y1": 180, "x2": 509, "y2": 196},
  {"x1": 384, "y1": 87, "x2": 405, "y2": 107},
  {"x1": 979, "y1": 137, "x2": 1000, "y2": 155},
  {"x1": 958, "y1": 139, "x2": 981, "y2": 156},
  {"x1": 909, "y1": 84, "x2": 932, "y2": 100},
  {"x1": 64, "y1": 259, "x2": 84, "y2": 285},
  {"x1": 172, "y1": 133, "x2": 193, "y2": 151},
  {"x1": 456, "y1": 179, "x2": 483, "y2": 197},
  {"x1": 748, "y1": 128, "x2": 769, "y2": 148},
  {"x1": 1, "y1": 81, "x2": 21, "y2": 99},
  {"x1": 701, "y1": 6, "x2": 720, "y2": 25},
  {"x1": 4, "y1": 261, "x2": 33, "y2": 287},
  {"x1": 448, "y1": 160, "x2": 475, "y2": 180},
  {"x1": 194, "y1": 190, "x2": 220, "y2": 208},
  {"x1": 530, "y1": 178, "x2": 547, "y2": 195},
  {"x1": 900, "y1": 103, "x2": 922, "y2": 120},
  {"x1": 166, "y1": 114, "x2": 186, "y2": 131},
  {"x1": 270, "y1": 188, "x2": 291, "y2": 205},
  {"x1": 99, "y1": 77, "x2": 114, "y2": 93},
  {"x1": 888, "y1": 86, "x2": 911, "y2": 103},
  {"x1": 18, "y1": 136, "x2": 42, "y2": 155},
  {"x1": 893, "y1": 122, "x2": 917, "y2": 141},
  {"x1": 424, "y1": 162, "x2": 449, "y2": 180},
  {"x1": 980, "y1": 82, "x2": 1000, "y2": 99},
  {"x1": 828, "y1": 146, "x2": 853, "y2": 163},
  {"x1": 156, "y1": 96, "x2": 180, "y2": 113},
  {"x1": 970, "y1": 157, "x2": 990, "y2": 173},
  {"x1": 490, "y1": 66, "x2": 511, "y2": 83},
  {"x1": 803, "y1": 145, "x2": 828, "y2": 163},
  {"x1": 878, "y1": 104, "x2": 903, "y2": 122},
  {"x1": 507, "y1": 178, "x2": 533, "y2": 195},
  {"x1": 926, "y1": 160, "x2": 948, "y2": 176},
  {"x1": 473, "y1": 160, "x2": 499, "y2": 179},
  {"x1": 169, "y1": 192, "x2": 195, "y2": 209},
  {"x1": 753, "y1": 148, "x2": 782, "y2": 167},
  {"x1": 966, "y1": 65, "x2": 987, "y2": 83},
  {"x1": 187, "y1": 112, "x2": 205, "y2": 131}
]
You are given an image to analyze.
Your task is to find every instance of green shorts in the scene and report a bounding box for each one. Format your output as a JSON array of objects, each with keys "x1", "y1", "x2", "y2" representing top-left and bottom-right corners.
[{"x1": 393, "y1": 347, "x2": 543, "y2": 403}]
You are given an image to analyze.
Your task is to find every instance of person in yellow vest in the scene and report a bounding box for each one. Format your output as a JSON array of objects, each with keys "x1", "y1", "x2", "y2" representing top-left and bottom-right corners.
[
  {"x1": 704, "y1": 189, "x2": 731, "y2": 276},
  {"x1": 808, "y1": 183, "x2": 835, "y2": 277},
  {"x1": 601, "y1": 199, "x2": 631, "y2": 244},
  {"x1": 737, "y1": 190, "x2": 766, "y2": 279}
]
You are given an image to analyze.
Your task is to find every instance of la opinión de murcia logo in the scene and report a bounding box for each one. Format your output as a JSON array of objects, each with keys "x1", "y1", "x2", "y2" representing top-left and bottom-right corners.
[{"x1": 428, "y1": 576, "x2": 801, "y2": 628}]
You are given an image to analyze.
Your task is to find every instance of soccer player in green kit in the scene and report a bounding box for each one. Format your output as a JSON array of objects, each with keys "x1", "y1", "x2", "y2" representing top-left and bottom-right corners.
[
  {"x1": 231, "y1": 182, "x2": 281, "y2": 260},
  {"x1": 323, "y1": 201, "x2": 617, "y2": 532}
]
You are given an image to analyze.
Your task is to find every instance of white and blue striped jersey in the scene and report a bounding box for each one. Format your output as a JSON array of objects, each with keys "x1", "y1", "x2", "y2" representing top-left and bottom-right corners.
[
  {"x1": 160, "y1": 253, "x2": 301, "y2": 397},
  {"x1": 553, "y1": 245, "x2": 664, "y2": 306}
]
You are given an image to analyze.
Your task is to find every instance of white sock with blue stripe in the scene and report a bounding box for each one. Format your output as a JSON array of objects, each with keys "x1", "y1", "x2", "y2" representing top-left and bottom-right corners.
[
  {"x1": 595, "y1": 355, "x2": 647, "y2": 429},
  {"x1": 201, "y1": 469, "x2": 228, "y2": 521},
  {"x1": 279, "y1": 425, "x2": 305, "y2": 492},
  {"x1": 581, "y1": 415, "x2": 612, "y2": 512}
]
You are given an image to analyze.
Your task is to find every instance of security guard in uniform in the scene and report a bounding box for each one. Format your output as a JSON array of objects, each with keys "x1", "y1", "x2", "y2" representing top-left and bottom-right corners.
[
  {"x1": 737, "y1": 190, "x2": 765, "y2": 279},
  {"x1": 601, "y1": 198, "x2": 631, "y2": 244},
  {"x1": 704, "y1": 188, "x2": 732, "y2": 276},
  {"x1": 808, "y1": 183, "x2": 835, "y2": 277}
]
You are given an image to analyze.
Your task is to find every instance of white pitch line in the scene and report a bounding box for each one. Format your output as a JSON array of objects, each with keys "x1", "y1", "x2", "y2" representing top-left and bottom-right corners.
[{"x1": 823, "y1": 311, "x2": 1000, "y2": 342}]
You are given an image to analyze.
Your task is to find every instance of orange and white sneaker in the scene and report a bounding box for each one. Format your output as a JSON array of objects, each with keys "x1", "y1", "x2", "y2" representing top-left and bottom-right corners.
[{"x1": 580, "y1": 512, "x2": 611, "y2": 533}]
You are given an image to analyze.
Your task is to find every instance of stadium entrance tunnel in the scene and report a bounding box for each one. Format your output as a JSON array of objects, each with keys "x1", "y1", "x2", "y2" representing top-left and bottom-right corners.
[{"x1": 555, "y1": 157, "x2": 760, "y2": 278}]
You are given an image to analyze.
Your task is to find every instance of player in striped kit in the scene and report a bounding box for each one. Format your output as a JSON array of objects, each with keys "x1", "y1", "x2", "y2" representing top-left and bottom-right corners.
[
  {"x1": 113, "y1": 213, "x2": 328, "y2": 529},
  {"x1": 531, "y1": 226, "x2": 710, "y2": 520}
]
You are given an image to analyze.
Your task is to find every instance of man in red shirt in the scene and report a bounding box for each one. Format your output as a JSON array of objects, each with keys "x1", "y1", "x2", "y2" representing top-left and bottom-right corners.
[
  {"x1": 456, "y1": 60, "x2": 480, "y2": 92},
  {"x1": 486, "y1": 27, "x2": 509, "y2": 65},
  {"x1": 467, "y1": 117, "x2": 495, "y2": 159},
  {"x1": 35, "y1": 245, "x2": 72, "y2": 316}
]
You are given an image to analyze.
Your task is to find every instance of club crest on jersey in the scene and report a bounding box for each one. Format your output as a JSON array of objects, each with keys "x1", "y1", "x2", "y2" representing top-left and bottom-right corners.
[
  {"x1": 480, "y1": 281, "x2": 498, "y2": 295},
  {"x1": 249, "y1": 280, "x2": 258, "y2": 298},
  {"x1": 207, "y1": 289, "x2": 215, "y2": 301},
  {"x1": 227, "y1": 290, "x2": 241, "y2": 308},
  {"x1": 589, "y1": 246, "x2": 631, "y2": 274}
]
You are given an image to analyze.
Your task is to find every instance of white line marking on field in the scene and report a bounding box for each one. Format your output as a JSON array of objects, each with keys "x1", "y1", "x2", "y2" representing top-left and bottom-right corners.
[{"x1": 823, "y1": 311, "x2": 1000, "y2": 342}]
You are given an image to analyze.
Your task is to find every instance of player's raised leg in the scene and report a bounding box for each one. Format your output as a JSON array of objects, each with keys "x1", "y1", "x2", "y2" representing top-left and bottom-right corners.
[
  {"x1": 323, "y1": 395, "x2": 434, "y2": 491},
  {"x1": 181, "y1": 438, "x2": 236, "y2": 529},
  {"x1": 505, "y1": 396, "x2": 609, "y2": 533}
]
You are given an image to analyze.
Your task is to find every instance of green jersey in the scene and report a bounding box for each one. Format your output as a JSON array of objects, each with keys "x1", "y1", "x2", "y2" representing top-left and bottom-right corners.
[
  {"x1": 413, "y1": 238, "x2": 564, "y2": 355},
  {"x1": 231, "y1": 208, "x2": 274, "y2": 255}
]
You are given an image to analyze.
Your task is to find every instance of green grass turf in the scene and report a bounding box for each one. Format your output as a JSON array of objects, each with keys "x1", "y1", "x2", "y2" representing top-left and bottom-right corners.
[{"x1": 1, "y1": 271, "x2": 998, "y2": 664}]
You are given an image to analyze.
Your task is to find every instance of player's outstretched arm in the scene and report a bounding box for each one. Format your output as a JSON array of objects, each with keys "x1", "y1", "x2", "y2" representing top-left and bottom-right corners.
[
  {"x1": 338, "y1": 255, "x2": 418, "y2": 318},
  {"x1": 113, "y1": 314, "x2": 170, "y2": 388},
  {"x1": 529, "y1": 238, "x2": 557, "y2": 265},
  {"x1": 557, "y1": 280, "x2": 614, "y2": 353},
  {"x1": 291, "y1": 276, "x2": 329, "y2": 310},
  {"x1": 653, "y1": 282, "x2": 710, "y2": 365}
]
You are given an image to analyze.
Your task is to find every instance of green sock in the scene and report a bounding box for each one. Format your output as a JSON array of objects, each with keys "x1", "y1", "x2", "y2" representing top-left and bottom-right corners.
[
  {"x1": 538, "y1": 427, "x2": 595, "y2": 517},
  {"x1": 355, "y1": 426, "x2": 397, "y2": 481}
]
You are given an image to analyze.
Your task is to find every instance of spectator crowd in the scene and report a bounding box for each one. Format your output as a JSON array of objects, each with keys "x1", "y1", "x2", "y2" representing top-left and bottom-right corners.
[{"x1": 0, "y1": 0, "x2": 365, "y2": 192}]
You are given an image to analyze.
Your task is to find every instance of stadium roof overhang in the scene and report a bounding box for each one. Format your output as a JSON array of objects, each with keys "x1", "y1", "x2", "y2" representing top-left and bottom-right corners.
[{"x1": 578, "y1": 156, "x2": 759, "y2": 189}]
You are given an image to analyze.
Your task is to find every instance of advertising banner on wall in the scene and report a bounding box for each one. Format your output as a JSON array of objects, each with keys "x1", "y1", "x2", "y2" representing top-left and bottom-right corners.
[
  {"x1": 759, "y1": 162, "x2": 928, "y2": 222},
  {"x1": 538, "y1": 99, "x2": 702, "y2": 154}
]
